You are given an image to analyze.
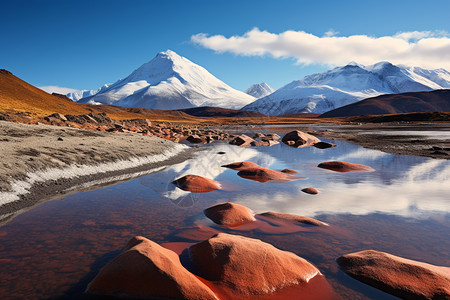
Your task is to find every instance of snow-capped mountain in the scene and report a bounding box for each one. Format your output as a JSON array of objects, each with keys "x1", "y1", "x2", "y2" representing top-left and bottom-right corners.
[
  {"x1": 241, "y1": 62, "x2": 450, "y2": 115},
  {"x1": 79, "y1": 50, "x2": 255, "y2": 110},
  {"x1": 245, "y1": 82, "x2": 275, "y2": 98},
  {"x1": 66, "y1": 84, "x2": 110, "y2": 101}
]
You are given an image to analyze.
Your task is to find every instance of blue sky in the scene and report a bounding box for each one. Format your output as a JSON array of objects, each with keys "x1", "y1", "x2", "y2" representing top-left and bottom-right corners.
[{"x1": 1, "y1": 0, "x2": 450, "y2": 92}]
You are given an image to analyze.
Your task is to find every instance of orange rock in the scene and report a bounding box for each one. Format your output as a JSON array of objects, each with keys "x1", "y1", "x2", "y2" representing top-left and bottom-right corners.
[
  {"x1": 259, "y1": 212, "x2": 327, "y2": 226},
  {"x1": 301, "y1": 187, "x2": 320, "y2": 195},
  {"x1": 280, "y1": 168, "x2": 298, "y2": 174},
  {"x1": 337, "y1": 250, "x2": 450, "y2": 299},
  {"x1": 221, "y1": 161, "x2": 260, "y2": 171},
  {"x1": 172, "y1": 175, "x2": 221, "y2": 193},
  {"x1": 86, "y1": 236, "x2": 218, "y2": 299},
  {"x1": 204, "y1": 202, "x2": 256, "y2": 226},
  {"x1": 282, "y1": 130, "x2": 321, "y2": 148},
  {"x1": 237, "y1": 167, "x2": 296, "y2": 182},
  {"x1": 189, "y1": 233, "x2": 321, "y2": 295},
  {"x1": 318, "y1": 161, "x2": 374, "y2": 173}
]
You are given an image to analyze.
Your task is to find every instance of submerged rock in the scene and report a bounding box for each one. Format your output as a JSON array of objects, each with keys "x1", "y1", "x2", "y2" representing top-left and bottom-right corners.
[
  {"x1": 189, "y1": 233, "x2": 321, "y2": 295},
  {"x1": 221, "y1": 161, "x2": 260, "y2": 171},
  {"x1": 260, "y1": 212, "x2": 327, "y2": 226},
  {"x1": 86, "y1": 236, "x2": 218, "y2": 299},
  {"x1": 172, "y1": 175, "x2": 221, "y2": 193},
  {"x1": 337, "y1": 250, "x2": 450, "y2": 299},
  {"x1": 204, "y1": 202, "x2": 256, "y2": 226},
  {"x1": 301, "y1": 187, "x2": 320, "y2": 195},
  {"x1": 282, "y1": 130, "x2": 321, "y2": 148},
  {"x1": 318, "y1": 161, "x2": 374, "y2": 173},
  {"x1": 237, "y1": 167, "x2": 296, "y2": 182}
]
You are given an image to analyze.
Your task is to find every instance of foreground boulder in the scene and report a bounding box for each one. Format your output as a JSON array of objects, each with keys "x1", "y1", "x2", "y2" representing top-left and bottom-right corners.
[
  {"x1": 229, "y1": 134, "x2": 255, "y2": 147},
  {"x1": 237, "y1": 167, "x2": 296, "y2": 182},
  {"x1": 204, "y1": 202, "x2": 256, "y2": 226},
  {"x1": 260, "y1": 212, "x2": 327, "y2": 226},
  {"x1": 189, "y1": 233, "x2": 321, "y2": 295},
  {"x1": 221, "y1": 161, "x2": 260, "y2": 171},
  {"x1": 337, "y1": 250, "x2": 450, "y2": 299},
  {"x1": 186, "y1": 134, "x2": 204, "y2": 144},
  {"x1": 282, "y1": 130, "x2": 321, "y2": 148},
  {"x1": 86, "y1": 236, "x2": 218, "y2": 299},
  {"x1": 172, "y1": 175, "x2": 221, "y2": 193},
  {"x1": 318, "y1": 161, "x2": 374, "y2": 173}
]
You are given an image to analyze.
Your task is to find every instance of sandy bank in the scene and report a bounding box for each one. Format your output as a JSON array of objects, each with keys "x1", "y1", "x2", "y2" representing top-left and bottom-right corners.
[{"x1": 0, "y1": 121, "x2": 195, "y2": 218}]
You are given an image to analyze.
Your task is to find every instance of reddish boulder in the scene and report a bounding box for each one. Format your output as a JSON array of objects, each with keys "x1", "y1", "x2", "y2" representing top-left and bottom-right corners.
[
  {"x1": 229, "y1": 134, "x2": 255, "y2": 147},
  {"x1": 282, "y1": 130, "x2": 321, "y2": 148},
  {"x1": 189, "y1": 233, "x2": 321, "y2": 295},
  {"x1": 204, "y1": 202, "x2": 255, "y2": 226},
  {"x1": 337, "y1": 250, "x2": 450, "y2": 299},
  {"x1": 301, "y1": 187, "x2": 320, "y2": 195},
  {"x1": 259, "y1": 212, "x2": 328, "y2": 226},
  {"x1": 221, "y1": 161, "x2": 260, "y2": 171},
  {"x1": 313, "y1": 141, "x2": 336, "y2": 149},
  {"x1": 86, "y1": 236, "x2": 218, "y2": 299},
  {"x1": 280, "y1": 168, "x2": 298, "y2": 174},
  {"x1": 172, "y1": 175, "x2": 221, "y2": 193},
  {"x1": 237, "y1": 167, "x2": 295, "y2": 182},
  {"x1": 318, "y1": 161, "x2": 374, "y2": 173}
]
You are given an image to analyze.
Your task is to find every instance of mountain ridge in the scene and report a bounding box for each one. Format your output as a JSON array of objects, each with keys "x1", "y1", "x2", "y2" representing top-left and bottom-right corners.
[
  {"x1": 241, "y1": 62, "x2": 450, "y2": 115},
  {"x1": 320, "y1": 89, "x2": 450, "y2": 118}
]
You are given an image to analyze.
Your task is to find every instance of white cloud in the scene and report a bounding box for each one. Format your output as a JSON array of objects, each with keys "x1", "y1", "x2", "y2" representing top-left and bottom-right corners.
[
  {"x1": 39, "y1": 85, "x2": 78, "y2": 95},
  {"x1": 191, "y1": 28, "x2": 450, "y2": 70}
]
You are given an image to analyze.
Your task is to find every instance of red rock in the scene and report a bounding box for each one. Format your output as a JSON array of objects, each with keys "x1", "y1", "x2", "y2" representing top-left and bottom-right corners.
[
  {"x1": 313, "y1": 141, "x2": 336, "y2": 149},
  {"x1": 229, "y1": 134, "x2": 255, "y2": 147},
  {"x1": 318, "y1": 161, "x2": 374, "y2": 173},
  {"x1": 204, "y1": 202, "x2": 255, "y2": 226},
  {"x1": 282, "y1": 130, "x2": 321, "y2": 148},
  {"x1": 259, "y1": 212, "x2": 327, "y2": 226},
  {"x1": 221, "y1": 161, "x2": 260, "y2": 171},
  {"x1": 301, "y1": 187, "x2": 320, "y2": 195},
  {"x1": 280, "y1": 168, "x2": 298, "y2": 174},
  {"x1": 86, "y1": 236, "x2": 218, "y2": 299},
  {"x1": 172, "y1": 175, "x2": 221, "y2": 193},
  {"x1": 337, "y1": 250, "x2": 450, "y2": 299},
  {"x1": 189, "y1": 233, "x2": 321, "y2": 295},
  {"x1": 237, "y1": 167, "x2": 295, "y2": 183}
]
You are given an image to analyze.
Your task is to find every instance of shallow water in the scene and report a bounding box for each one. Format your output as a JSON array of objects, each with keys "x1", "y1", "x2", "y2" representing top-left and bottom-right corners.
[{"x1": 0, "y1": 128, "x2": 449, "y2": 299}]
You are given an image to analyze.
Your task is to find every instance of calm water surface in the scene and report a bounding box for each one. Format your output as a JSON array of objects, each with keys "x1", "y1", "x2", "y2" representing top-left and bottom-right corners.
[{"x1": 0, "y1": 127, "x2": 449, "y2": 299}]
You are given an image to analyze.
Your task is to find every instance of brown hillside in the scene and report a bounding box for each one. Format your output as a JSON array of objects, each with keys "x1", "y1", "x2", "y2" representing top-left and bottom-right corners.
[
  {"x1": 320, "y1": 89, "x2": 450, "y2": 118},
  {"x1": 178, "y1": 106, "x2": 267, "y2": 118},
  {"x1": 0, "y1": 69, "x2": 197, "y2": 122},
  {"x1": 0, "y1": 69, "x2": 90, "y2": 116}
]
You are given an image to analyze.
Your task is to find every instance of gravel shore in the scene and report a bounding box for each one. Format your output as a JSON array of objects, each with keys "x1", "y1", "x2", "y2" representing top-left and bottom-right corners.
[{"x1": 0, "y1": 121, "x2": 196, "y2": 219}]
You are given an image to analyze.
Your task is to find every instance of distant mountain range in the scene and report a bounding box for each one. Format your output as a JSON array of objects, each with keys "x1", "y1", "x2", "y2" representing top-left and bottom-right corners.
[
  {"x1": 78, "y1": 50, "x2": 255, "y2": 110},
  {"x1": 320, "y1": 89, "x2": 450, "y2": 118},
  {"x1": 242, "y1": 62, "x2": 450, "y2": 115},
  {"x1": 244, "y1": 83, "x2": 274, "y2": 98}
]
